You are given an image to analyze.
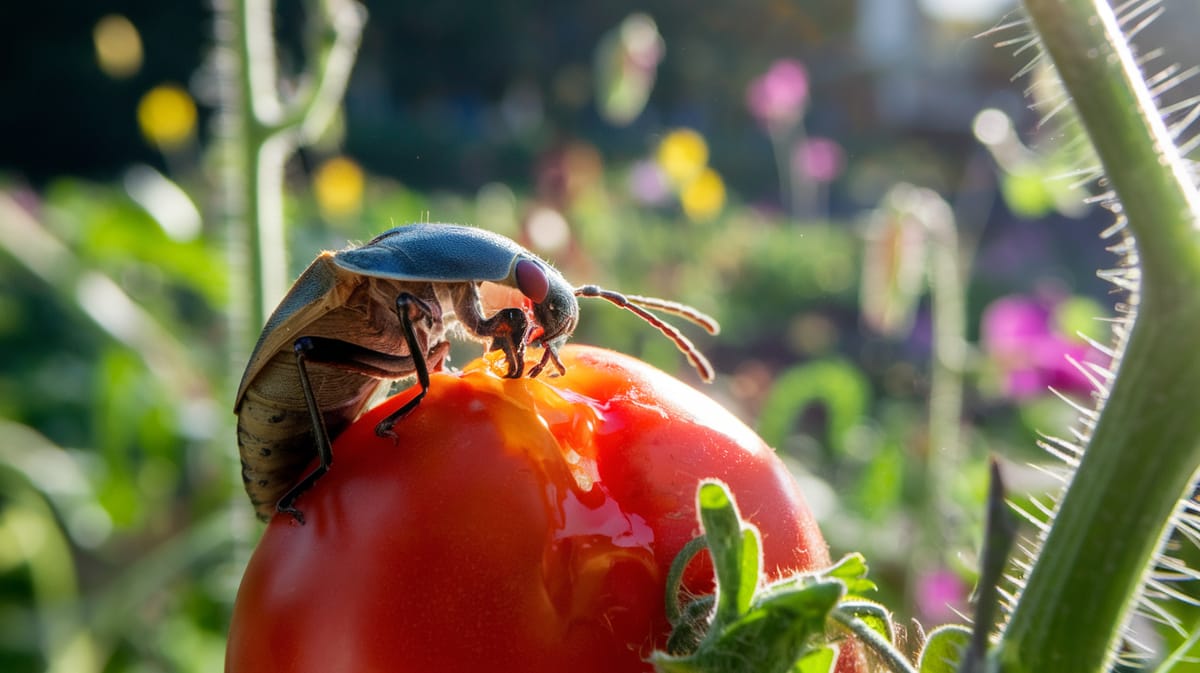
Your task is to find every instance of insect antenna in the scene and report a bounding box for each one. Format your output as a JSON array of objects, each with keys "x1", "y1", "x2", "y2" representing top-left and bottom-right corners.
[
  {"x1": 574, "y1": 285, "x2": 718, "y2": 382},
  {"x1": 618, "y1": 294, "x2": 720, "y2": 335}
]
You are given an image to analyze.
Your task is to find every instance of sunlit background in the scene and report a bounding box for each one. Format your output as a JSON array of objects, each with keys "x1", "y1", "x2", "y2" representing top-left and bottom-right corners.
[{"x1": 3, "y1": 0, "x2": 1200, "y2": 671}]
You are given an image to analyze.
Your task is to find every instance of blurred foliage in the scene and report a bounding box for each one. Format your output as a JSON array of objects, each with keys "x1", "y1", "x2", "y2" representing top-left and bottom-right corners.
[
  {"x1": 3, "y1": 0, "x2": 1186, "y2": 671},
  {"x1": 0, "y1": 177, "x2": 235, "y2": 673}
]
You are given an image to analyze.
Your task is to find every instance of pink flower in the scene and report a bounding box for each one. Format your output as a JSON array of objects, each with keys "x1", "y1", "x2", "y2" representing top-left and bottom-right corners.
[
  {"x1": 915, "y1": 569, "x2": 967, "y2": 623},
  {"x1": 981, "y1": 296, "x2": 1049, "y2": 355},
  {"x1": 981, "y1": 295, "x2": 1104, "y2": 400},
  {"x1": 745, "y1": 59, "x2": 809, "y2": 129},
  {"x1": 792, "y1": 136, "x2": 845, "y2": 183}
]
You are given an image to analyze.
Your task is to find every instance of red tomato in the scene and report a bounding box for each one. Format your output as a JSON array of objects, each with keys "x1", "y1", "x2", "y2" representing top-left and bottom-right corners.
[{"x1": 226, "y1": 345, "x2": 860, "y2": 673}]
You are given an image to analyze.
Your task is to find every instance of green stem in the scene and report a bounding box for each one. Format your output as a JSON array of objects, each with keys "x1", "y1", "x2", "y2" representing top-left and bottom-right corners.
[
  {"x1": 664, "y1": 536, "x2": 709, "y2": 625},
  {"x1": 925, "y1": 190, "x2": 967, "y2": 548},
  {"x1": 999, "y1": 1, "x2": 1200, "y2": 671},
  {"x1": 222, "y1": 0, "x2": 365, "y2": 354},
  {"x1": 769, "y1": 127, "x2": 796, "y2": 222},
  {"x1": 829, "y1": 607, "x2": 917, "y2": 673},
  {"x1": 293, "y1": 0, "x2": 368, "y2": 142}
]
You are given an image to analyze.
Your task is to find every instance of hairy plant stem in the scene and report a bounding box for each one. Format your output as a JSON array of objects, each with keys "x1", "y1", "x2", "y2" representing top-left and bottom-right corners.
[
  {"x1": 222, "y1": 0, "x2": 365, "y2": 353},
  {"x1": 830, "y1": 607, "x2": 917, "y2": 673},
  {"x1": 999, "y1": 1, "x2": 1200, "y2": 671},
  {"x1": 925, "y1": 192, "x2": 966, "y2": 549}
]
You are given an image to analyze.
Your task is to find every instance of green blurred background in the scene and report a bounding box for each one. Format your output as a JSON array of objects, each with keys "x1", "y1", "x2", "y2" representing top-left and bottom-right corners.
[{"x1": 4, "y1": 0, "x2": 1200, "y2": 671}]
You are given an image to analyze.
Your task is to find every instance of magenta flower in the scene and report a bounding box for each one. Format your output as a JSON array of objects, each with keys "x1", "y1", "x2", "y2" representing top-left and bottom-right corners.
[
  {"x1": 792, "y1": 136, "x2": 845, "y2": 183},
  {"x1": 745, "y1": 59, "x2": 809, "y2": 130},
  {"x1": 981, "y1": 295, "x2": 1104, "y2": 400},
  {"x1": 915, "y1": 568, "x2": 968, "y2": 623}
]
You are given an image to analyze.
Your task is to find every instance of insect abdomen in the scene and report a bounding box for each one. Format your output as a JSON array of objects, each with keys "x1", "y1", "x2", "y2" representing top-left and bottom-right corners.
[{"x1": 236, "y1": 352, "x2": 379, "y2": 521}]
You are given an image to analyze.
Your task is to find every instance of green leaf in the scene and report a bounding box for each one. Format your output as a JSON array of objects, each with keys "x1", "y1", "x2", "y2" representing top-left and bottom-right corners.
[
  {"x1": 757, "y1": 358, "x2": 869, "y2": 455},
  {"x1": 794, "y1": 645, "x2": 836, "y2": 673},
  {"x1": 824, "y1": 553, "x2": 877, "y2": 596},
  {"x1": 918, "y1": 625, "x2": 971, "y2": 673},
  {"x1": 664, "y1": 595, "x2": 715, "y2": 656},
  {"x1": 658, "y1": 483, "x2": 850, "y2": 673},
  {"x1": 852, "y1": 440, "x2": 905, "y2": 522},
  {"x1": 964, "y1": 460, "x2": 1017, "y2": 668},
  {"x1": 999, "y1": 167, "x2": 1055, "y2": 219},
  {"x1": 830, "y1": 605, "x2": 919, "y2": 673},
  {"x1": 1052, "y1": 295, "x2": 1109, "y2": 344},
  {"x1": 739, "y1": 528, "x2": 761, "y2": 617},
  {"x1": 751, "y1": 579, "x2": 845, "y2": 626},
  {"x1": 838, "y1": 599, "x2": 894, "y2": 643},
  {"x1": 825, "y1": 552, "x2": 868, "y2": 580},
  {"x1": 698, "y1": 481, "x2": 756, "y2": 622},
  {"x1": 696, "y1": 580, "x2": 844, "y2": 673}
]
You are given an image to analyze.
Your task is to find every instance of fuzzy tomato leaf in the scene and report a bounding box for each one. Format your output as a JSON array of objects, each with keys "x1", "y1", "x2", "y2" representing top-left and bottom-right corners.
[
  {"x1": 697, "y1": 481, "x2": 760, "y2": 622},
  {"x1": 836, "y1": 600, "x2": 894, "y2": 643},
  {"x1": 825, "y1": 554, "x2": 877, "y2": 596},
  {"x1": 795, "y1": 646, "x2": 837, "y2": 673},
  {"x1": 918, "y1": 624, "x2": 971, "y2": 673}
]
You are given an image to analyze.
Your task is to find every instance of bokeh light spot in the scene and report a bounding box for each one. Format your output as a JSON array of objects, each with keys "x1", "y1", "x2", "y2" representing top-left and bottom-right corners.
[
  {"x1": 679, "y1": 167, "x2": 726, "y2": 222},
  {"x1": 972, "y1": 108, "x2": 1012, "y2": 146},
  {"x1": 313, "y1": 156, "x2": 366, "y2": 221},
  {"x1": 94, "y1": 14, "x2": 143, "y2": 79},
  {"x1": 137, "y1": 84, "x2": 197, "y2": 150},
  {"x1": 526, "y1": 206, "x2": 571, "y2": 253},
  {"x1": 656, "y1": 129, "x2": 709, "y2": 186}
]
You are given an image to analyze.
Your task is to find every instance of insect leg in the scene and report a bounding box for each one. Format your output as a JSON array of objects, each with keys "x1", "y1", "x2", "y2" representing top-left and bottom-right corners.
[
  {"x1": 485, "y1": 308, "x2": 530, "y2": 378},
  {"x1": 450, "y1": 283, "x2": 530, "y2": 378},
  {"x1": 374, "y1": 293, "x2": 439, "y2": 438},
  {"x1": 276, "y1": 334, "x2": 449, "y2": 523},
  {"x1": 276, "y1": 338, "x2": 337, "y2": 524}
]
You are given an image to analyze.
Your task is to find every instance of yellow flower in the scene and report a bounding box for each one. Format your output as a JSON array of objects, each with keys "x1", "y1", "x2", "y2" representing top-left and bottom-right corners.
[
  {"x1": 313, "y1": 156, "x2": 365, "y2": 220},
  {"x1": 94, "y1": 14, "x2": 143, "y2": 79},
  {"x1": 680, "y1": 167, "x2": 726, "y2": 222},
  {"x1": 656, "y1": 128, "x2": 708, "y2": 186},
  {"x1": 137, "y1": 84, "x2": 196, "y2": 150}
]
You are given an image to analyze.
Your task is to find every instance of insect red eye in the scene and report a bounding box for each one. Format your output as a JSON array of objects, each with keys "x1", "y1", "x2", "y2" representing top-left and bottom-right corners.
[{"x1": 515, "y1": 259, "x2": 549, "y2": 304}]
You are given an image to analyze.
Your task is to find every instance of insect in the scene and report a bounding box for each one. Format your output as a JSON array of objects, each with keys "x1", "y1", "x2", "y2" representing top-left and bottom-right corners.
[{"x1": 234, "y1": 223, "x2": 720, "y2": 522}]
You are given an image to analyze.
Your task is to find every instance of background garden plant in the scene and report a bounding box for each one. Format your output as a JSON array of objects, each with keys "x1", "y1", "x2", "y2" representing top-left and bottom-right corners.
[{"x1": 2, "y1": 0, "x2": 1200, "y2": 671}]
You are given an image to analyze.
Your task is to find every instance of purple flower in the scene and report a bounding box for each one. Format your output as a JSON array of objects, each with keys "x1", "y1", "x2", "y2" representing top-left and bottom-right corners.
[
  {"x1": 745, "y1": 59, "x2": 809, "y2": 129},
  {"x1": 981, "y1": 294, "x2": 1104, "y2": 400},
  {"x1": 792, "y1": 136, "x2": 845, "y2": 183},
  {"x1": 627, "y1": 159, "x2": 671, "y2": 206}
]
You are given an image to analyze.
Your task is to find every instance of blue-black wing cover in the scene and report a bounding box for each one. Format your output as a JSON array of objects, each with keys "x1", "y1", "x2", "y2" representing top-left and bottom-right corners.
[{"x1": 334, "y1": 223, "x2": 527, "y2": 283}]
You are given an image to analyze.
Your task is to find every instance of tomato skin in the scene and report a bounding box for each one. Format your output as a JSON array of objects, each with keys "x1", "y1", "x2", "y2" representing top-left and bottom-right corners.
[{"x1": 227, "y1": 345, "x2": 859, "y2": 673}]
